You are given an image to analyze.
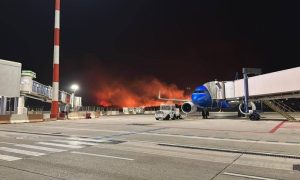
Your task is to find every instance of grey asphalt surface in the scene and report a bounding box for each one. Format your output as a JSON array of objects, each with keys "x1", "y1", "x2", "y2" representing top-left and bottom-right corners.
[{"x1": 0, "y1": 115, "x2": 300, "y2": 180}]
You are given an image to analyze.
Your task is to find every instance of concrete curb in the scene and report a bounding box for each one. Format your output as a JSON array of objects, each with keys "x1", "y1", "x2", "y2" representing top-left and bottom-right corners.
[{"x1": 0, "y1": 114, "x2": 44, "y2": 124}]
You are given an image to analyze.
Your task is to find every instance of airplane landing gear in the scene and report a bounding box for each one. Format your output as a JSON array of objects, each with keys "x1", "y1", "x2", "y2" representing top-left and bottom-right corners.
[
  {"x1": 239, "y1": 102, "x2": 260, "y2": 120},
  {"x1": 201, "y1": 109, "x2": 209, "y2": 119},
  {"x1": 249, "y1": 111, "x2": 260, "y2": 121}
]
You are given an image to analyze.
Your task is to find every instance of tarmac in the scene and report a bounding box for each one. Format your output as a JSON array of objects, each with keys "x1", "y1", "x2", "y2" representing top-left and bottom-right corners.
[{"x1": 0, "y1": 113, "x2": 299, "y2": 179}]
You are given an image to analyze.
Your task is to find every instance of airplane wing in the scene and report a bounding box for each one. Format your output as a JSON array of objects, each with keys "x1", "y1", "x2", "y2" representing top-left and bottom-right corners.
[{"x1": 158, "y1": 91, "x2": 191, "y2": 102}]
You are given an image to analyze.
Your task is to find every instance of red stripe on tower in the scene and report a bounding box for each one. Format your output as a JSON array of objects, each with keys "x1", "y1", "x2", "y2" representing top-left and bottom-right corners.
[
  {"x1": 54, "y1": 29, "x2": 60, "y2": 45},
  {"x1": 55, "y1": 0, "x2": 60, "y2": 10},
  {"x1": 51, "y1": 0, "x2": 61, "y2": 119},
  {"x1": 53, "y1": 64, "x2": 59, "y2": 82}
]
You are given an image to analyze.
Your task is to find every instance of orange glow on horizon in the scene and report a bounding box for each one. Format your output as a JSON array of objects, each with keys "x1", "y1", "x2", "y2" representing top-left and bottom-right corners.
[{"x1": 94, "y1": 78, "x2": 189, "y2": 107}]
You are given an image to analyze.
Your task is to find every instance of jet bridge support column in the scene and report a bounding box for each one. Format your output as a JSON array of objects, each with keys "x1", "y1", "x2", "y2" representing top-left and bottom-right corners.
[
  {"x1": 243, "y1": 72, "x2": 249, "y2": 113},
  {"x1": 242, "y1": 68, "x2": 262, "y2": 117}
]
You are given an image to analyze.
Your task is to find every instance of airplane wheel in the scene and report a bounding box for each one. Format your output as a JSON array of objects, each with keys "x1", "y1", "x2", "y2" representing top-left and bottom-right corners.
[{"x1": 250, "y1": 112, "x2": 260, "y2": 121}]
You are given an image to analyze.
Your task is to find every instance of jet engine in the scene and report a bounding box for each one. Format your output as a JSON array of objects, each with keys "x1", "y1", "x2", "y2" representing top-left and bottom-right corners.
[{"x1": 181, "y1": 102, "x2": 197, "y2": 114}]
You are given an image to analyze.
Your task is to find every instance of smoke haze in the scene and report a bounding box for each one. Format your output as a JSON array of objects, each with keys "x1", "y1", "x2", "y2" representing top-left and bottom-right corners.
[{"x1": 85, "y1": 63, "x2": 189, "y2": 107}]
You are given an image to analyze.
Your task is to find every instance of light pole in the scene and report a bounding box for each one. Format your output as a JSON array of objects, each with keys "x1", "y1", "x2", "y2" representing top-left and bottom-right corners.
[{"x1": 70, "y1": 84, "x2": 79, "y2": 110}]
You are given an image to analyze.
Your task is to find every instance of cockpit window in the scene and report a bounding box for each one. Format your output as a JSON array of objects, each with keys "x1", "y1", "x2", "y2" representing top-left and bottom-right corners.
[{"x1": 194, "y1": 90, "x2": 205, "y2": 93}]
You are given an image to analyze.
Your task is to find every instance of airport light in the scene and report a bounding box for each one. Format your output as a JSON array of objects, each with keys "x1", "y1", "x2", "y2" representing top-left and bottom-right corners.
[
  {"x1": 70, "y1": 84, "x2": 79, "y2": 109},
  {"x1": 71, "y1": 84, "x2": 79, "y2": 93}
]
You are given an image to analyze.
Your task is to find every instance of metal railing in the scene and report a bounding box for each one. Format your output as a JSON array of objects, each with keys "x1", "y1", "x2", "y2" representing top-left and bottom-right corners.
[
  {"x1": 272, "y1": 100, "x2": 296, "y2": 112},
  {"x1": 263, "y1": 100, "x2": 296, "y2": 121}
]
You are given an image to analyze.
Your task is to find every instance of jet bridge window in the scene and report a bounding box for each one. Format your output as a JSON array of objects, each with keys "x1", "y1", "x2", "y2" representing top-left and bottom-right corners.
[{"x1": 194, "y1": 90, "x2": 205, "y2": 94}]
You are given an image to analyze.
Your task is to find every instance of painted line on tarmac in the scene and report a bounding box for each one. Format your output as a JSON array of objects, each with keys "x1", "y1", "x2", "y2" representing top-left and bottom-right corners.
[
  {"x1": 0, "y1": 128, "x2": 133, "y2": 137},
  {"x1": 51, "y1": 140, "x2": 98, "y2": 146},
  {"x1": 37, "y1": 142, "x2": 84, "y2": 149},
  {"x1": 0, "y1": 154, "x2": 22, "y2": 161},
  {"x1": 71, "y1": 151, "x2": 134, "y2": 161},
  {"x1": 223, "y1": 172, "x2": 279, "y2": 180},
  {"x1": 146, "y1": 125, "x2": 269, "y2": 133},
  {"x1": 281, "y1": 126, "x2": 300, "y2": 129},
  {"x1": 14, "y1": 144, "x2": 66, "y2": 153},
  {"x1": 142, "y1": 132, "x2": 300, "y2": 146},
  {"x1": 37, "y1": 126, "x2": 132, "y2": 133},
  {"x1": 0, "y1": 147, "x2": 45, "y2": 156},
  {"x1": 0, "y1": 142, "x2": 15, "y2": 145},
  {"x1": 269, "y1": 120, "x2": 287, "y2": 133},
  {"x1": 68, "y1": 137, "x2": 109, "y2": 143}
]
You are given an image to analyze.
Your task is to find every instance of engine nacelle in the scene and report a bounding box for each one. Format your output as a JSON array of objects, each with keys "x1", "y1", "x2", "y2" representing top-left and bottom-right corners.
[{"x1": 181, "y1": 102, "x2": 197, "y2": 114}]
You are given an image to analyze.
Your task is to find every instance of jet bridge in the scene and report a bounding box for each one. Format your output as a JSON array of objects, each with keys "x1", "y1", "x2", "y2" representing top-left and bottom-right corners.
[
  {"x1": 0, "y1": 59, "x2": 78, "y2": 115},
  {"x1": 233, "y1": 67, "x2": 300, "y2": 100},
  {"x1": 208, "y1": 67, "x2": 300, "y2": 120}
]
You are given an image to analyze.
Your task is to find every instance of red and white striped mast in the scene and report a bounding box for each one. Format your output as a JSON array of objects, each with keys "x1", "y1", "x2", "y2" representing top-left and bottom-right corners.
[{"x1": 50, "y1": 0, "x2": 60, "y2": 118}]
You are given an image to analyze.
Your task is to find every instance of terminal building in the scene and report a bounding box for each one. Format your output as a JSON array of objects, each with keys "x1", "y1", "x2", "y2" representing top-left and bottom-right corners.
[{"x1": 0, "y1": 59, "x2": 82, "y2": 122}]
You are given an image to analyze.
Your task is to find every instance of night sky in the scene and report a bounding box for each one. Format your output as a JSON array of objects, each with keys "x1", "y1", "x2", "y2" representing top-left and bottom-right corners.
[{"x1": 0, "y1": 1, "x2": 299, "y2": 105}]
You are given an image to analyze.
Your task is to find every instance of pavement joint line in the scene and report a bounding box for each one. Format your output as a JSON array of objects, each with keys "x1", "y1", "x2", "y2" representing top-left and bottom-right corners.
[
  {"x1": 210, "y1": 150, "x2": 244, "y2": 179},
  {"x1": 142, "y1": 132, "x2": 300, "y2": 146},
  {"x1": 71, "y1": 151, "x2": 134, "y2": 161},
  {"x1": 0, "y1": 164, "x2": 65, "y2": 180},
  {"x1": 285, "y1": 141, "x2": 300, "y2": 144},
  {"x1": 158, "y1": 143, "x2": 300, "y2": 159},
  {"x1": 223, "y1": 172, "x2": 279, "y2": 180},
  {"x1": 147, "y1": 125, "x2": 269, "y2": 134},
  {"x1": 141, "y1": 127, "x2": 170, "y2": 133}
]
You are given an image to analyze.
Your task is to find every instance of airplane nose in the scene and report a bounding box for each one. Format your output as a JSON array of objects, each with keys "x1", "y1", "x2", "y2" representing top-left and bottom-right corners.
[
  {"x1": 192, "y1": 93, "x2": 200, "y2": 102},
  {"x1": 192, "y1": 93, "x2": 207, "y2": 106}
]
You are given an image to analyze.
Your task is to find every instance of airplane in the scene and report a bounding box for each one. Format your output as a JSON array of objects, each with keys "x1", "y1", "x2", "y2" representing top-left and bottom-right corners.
[
  {"x1": 158, "y1": 81, "x2": 258, "y2": 119},
  {"x1": 159, "y1": 67, "x2": 300, "y2": 121}
]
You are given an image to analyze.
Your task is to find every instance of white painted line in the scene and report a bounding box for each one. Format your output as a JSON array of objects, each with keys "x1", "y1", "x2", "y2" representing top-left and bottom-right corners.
[
  {"x1": 223, "y1": 172, "x2": 279, "y2": 180},
  {"x1": 37, "y1": 142, "x2": 84, "y2": 149},
  {"x1": 0, "y1": 147, "x2": 45, "y2": 156},
  {"x1": 71, "y1": 151, "x2": 134, "y2": 161},
  {"x1": 0, "y1": 154, "x2": 22, "y2": 161},
  {"x1": 68, "y1": 137, "x2": 108, "y2": 143},
  {"x1": 37, "y1": 126, "x2": 131, "y2": 133},
  {"x1": 14, "y1": 144, "x2": 66, "y2": 153},
  {"x1": 51, "y1": 140, "x2": 98, "y2": 146},
  {"x1": 143, "y1": 133, "x2": 300, "y2": 146},
  {"x1": 255, "y1": 141, "x2": 300, "y2": 146},
  {"x1": 0, "y1": 142, "x2": 15, "y2": 145}
]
